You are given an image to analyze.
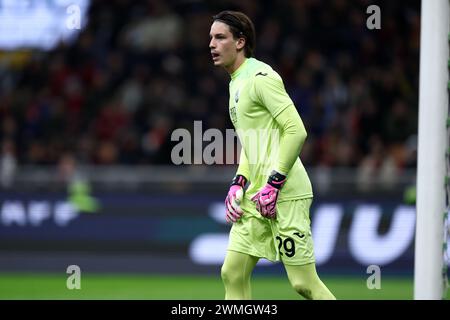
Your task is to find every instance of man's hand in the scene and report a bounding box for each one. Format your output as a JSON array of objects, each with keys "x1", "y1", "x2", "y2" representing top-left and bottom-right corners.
[
  {"x1": 251, "y1": 171, "x2": 286, "y2": 219},
  {"x1": 225, "y1": 175, "x2": 247, "y2": 223}
]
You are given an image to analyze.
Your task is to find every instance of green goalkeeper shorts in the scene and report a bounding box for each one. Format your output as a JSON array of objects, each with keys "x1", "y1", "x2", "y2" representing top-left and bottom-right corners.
[{"x1": 227, "y1": 197, "x2": 315, "y2": 266}]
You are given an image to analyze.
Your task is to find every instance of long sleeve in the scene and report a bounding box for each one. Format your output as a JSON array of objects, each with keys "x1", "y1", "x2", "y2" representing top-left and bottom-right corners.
[
  {"x1": 236, "y1": 147, "x2": 250, "y2": 180},
  {"x1": 250, "y1": 70, "x2": 307, "y2": 176},
  {"x1": 273, "y1": 104, "x2": 307, "y2": 175}
]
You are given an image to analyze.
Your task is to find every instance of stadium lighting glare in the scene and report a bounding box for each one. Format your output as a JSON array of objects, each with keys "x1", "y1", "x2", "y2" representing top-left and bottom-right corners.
[{"x1": 0, "y1": 0, "x2": 90, "y2": 50}]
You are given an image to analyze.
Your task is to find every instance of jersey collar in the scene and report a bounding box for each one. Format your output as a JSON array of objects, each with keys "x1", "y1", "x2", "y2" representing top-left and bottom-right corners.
[{"x1": 230, "y1": 58, "x2": 249, "y2": 80}]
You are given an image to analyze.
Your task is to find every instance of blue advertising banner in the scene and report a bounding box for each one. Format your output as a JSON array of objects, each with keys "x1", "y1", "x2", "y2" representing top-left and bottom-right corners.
[{"x1": 0, "y1": 191, "x2": 445, "y2": 274}]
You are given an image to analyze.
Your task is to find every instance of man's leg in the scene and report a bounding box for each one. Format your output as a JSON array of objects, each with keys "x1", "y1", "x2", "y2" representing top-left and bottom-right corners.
[
  {"x1": 221, "y1": 250, "x2": 259, "y2": 300},
  {"x1": 284, "y1": 262, "x2": 336, "y2": 300}
]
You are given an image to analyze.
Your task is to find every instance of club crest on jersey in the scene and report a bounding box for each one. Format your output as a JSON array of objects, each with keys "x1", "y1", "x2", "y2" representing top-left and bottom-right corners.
[{"x1": 230, "y1": 106, "x2": 237, "y2": 124}]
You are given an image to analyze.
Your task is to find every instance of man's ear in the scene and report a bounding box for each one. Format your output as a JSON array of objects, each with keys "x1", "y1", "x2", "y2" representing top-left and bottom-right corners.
[{"x1": 236, "y1": 37, "x2": 246, "y2": 51}]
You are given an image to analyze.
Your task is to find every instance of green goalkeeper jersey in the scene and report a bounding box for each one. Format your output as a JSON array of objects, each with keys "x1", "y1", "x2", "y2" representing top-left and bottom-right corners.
[{"x1": 229, "y1": 57, "x2": 313, "y2": 203}]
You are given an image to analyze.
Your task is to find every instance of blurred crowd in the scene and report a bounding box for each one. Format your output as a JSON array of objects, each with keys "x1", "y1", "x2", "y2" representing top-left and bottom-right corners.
[{"x1": 0, "y1": 0, "x2": 420, "y2": 187}]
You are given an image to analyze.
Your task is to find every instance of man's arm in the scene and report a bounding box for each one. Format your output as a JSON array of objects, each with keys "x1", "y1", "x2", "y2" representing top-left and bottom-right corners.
[
  {"x1": 236, "y1": 147, "x2": 250, "y2": 180},
  {"x1": 250, "y1": 71, "x2": 307, "y2": 218},
  {"x1": 251, "y1": 71, "x2": 307, "y2": 175},
  {"x1": 273, "y1": 104, "x2": 307, "y2": 175},
  {"x1": 252, "y1": 105, "x2": 307, "y2": 218}
]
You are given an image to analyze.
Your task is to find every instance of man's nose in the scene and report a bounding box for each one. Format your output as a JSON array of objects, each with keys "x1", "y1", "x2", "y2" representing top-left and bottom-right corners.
[{"x1": 209, "y1": 38, "x2": 215, "y2": 49}]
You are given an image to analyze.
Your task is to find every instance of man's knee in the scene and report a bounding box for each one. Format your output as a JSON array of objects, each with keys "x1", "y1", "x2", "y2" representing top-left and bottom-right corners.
[
  {"x1": 221, "y1": 264, "x2": 244, "y2": 285},
  {"x1": 220, "y1": 264, "x2": 229, "y2": 282},
  {"x1": 290, "y1": 277, "x2": 336, "y2": 300},
  {"x1": 291, "y1": 280, "x2": 313, "y2": 299},
  {"x1": 221, "y1": 264, "x2": 234, "y2": 284}
]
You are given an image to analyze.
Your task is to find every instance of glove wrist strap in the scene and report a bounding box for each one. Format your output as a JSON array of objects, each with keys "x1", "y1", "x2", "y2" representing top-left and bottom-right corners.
[
  {"x1": 267, "y1": 170, "x2": 287, "y2": 189},
  {"x1": 231, "y1": 174, "x2": 247, "y2": 188}
]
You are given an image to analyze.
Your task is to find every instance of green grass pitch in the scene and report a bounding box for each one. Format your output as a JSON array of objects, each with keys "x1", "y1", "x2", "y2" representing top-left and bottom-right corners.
[{"x1": 1, "y1": 273, "x2": 448, "y2": 300}]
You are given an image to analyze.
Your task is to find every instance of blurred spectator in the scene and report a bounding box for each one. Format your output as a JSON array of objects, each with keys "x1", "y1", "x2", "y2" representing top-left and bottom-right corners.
[
  {"x1": 357, "y1": 135, "x2": 401, "y2": 191},
  {"x1": 57, "y1": 152, "x2": 99, "y2": 213},
  {"x1": 0, "y1": 139, "x2": 17, "y2": 188},
  {"x1": 122, "y1": 1, "x2": 183, "y2": 51}
]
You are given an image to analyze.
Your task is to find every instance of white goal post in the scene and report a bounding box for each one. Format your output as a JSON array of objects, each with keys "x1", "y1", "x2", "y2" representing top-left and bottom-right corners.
[{"x1": 414, "y1": 0, "x2": 450, "y2": 300}]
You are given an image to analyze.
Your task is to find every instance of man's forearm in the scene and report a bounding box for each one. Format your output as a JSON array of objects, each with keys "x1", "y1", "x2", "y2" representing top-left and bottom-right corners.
[
  {"x1": 236, "y1": 147, "x2": 250, "y2": 181},
  {"x1": 274, "y1": 104, "x2": 307, "y2": 175}
]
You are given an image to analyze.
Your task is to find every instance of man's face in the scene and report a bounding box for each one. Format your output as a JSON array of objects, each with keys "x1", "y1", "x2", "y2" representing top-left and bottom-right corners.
[{"x1": 209, "y1": 21, "x2": 242, "y2": 68}]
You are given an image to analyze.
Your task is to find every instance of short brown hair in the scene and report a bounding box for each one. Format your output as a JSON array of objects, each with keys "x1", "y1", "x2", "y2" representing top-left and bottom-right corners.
[{"x1": 212, "y1": 11, "x2": 256, "y2": 58}]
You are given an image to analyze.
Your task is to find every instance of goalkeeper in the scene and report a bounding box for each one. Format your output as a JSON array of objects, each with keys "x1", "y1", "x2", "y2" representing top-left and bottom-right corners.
[{"x1": 210, "y1": 10, "x2": 335, "y2": 300}]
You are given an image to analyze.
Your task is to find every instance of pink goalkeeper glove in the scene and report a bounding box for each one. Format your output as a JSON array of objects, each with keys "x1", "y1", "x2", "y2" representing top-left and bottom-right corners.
[
  {"x1": 225, "y1": 175, "x2": 247, "y2": 223},
  {"x1": 251, "y1": 171, "x2": 286, "y2": 219}
]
